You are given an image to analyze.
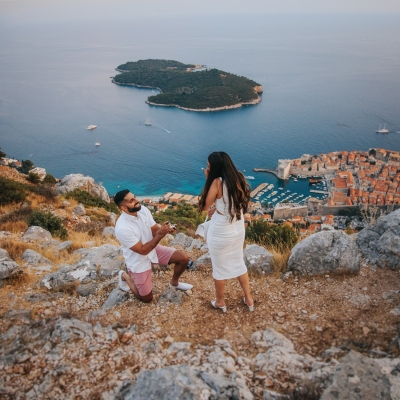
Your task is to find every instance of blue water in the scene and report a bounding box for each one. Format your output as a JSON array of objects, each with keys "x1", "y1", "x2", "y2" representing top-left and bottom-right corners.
[{"x1": 0, "y1": 14, "x2": 399, "y2": 199}]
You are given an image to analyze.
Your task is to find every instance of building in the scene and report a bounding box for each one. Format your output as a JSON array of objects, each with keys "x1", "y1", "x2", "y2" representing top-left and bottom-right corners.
[
  {"x1": 273, "y1": 203, "x2": 308, "y2": 220},
  {"x1": 277, "y1": 159, "x2": 292, "y2": 180}
]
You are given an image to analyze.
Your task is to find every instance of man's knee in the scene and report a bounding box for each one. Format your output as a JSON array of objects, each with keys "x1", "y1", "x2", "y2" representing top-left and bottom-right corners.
[
  {"x1": 174, "y1": 250, "x2": 189, "y2": 264},
  {"x1": 139, "y1": 292, "x2": 153, "y2": 303}
]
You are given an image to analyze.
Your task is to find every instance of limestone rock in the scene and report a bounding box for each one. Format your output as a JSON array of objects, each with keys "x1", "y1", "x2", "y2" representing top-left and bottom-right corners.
[
  {"x1": 170, "y1": 233, "x2": 194, "y2": 249},
  {"x1": 109, "y1": 212, "x2": 117, "y2": 226},
  {"x1": 102, "y1": 226, "x2": 116, "y2": 239},
  {"x1": 320, "y1": 351, "x2": 391, "y2": 400},
  {"x1": 101, "y1": 287, "x2": 130, "y2": 309},
  {"x1": 288, "y1": 230, "x2": 360, "y2": 276},
  {"x1": 118, "y1": 364, "x2": 245, "y2": 400},
  {"x1": 72, "y1": 203, "x2": 86, "y2": 216},
  {"x1": 22, "y1": 249, "x2": 53, "y2": 266},
  {"x1": 51, "y1": 318, "x2": 93, "y2": 343},
  {"x1": 356, "y1": 208, "x2": 400, "y2": 269},
  {"x1": 192, "y1": 253, "x2": 212, "y2": 270},
  {"x1": 0, "y1": 249, "x2": 21, "y2": 280},
  {"x1": 40, "y1": 265, "x2": 77, "y2": 291},
  {"x1": 244, "y1": 244, "x2": 274, "y2": 275},
  {"x1": 30, "y1": 167, "x2": 46, "y2": 180},
  {"x1": 158, "y1": 287, "x2": 185, "y2": 305},
  {"x1": 56, "y1": 173, "x2": 110, "y2": 202},
  {"x1": 0, "y1": 231, "x2": 12, "y2": 239},
  {"x1": 57, "y1": 241, "x2": 73, "y2": 251},
  {"x1": 74, "y1": 244, "x2": 124, "y2": 279},
  {"x1": 263, "y1": 390, "x2": 290, "y2": 400},
  {"x1": 22, "y1": 226, "x2": 52, "y2": 243},
  {"x1": 76, "y1": 282, "x2": 98, "y2": 297}
]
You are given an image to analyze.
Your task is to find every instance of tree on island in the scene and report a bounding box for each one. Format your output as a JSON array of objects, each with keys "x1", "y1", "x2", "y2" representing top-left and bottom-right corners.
[{"x1": 0, "y1": 147, "x2": 6, "y2": 159}]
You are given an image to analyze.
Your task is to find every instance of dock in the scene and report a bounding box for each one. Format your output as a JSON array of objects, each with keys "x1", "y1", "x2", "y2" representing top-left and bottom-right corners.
[
  {"x1": 310, "y1": 189, "x2": 329, "y2": 194},
  {"x1": 253, "y1": 168, "x2": 279, "y2": 178},
  {"x1": 250, "y1": 183, "x2": 269, "y2": 198}
]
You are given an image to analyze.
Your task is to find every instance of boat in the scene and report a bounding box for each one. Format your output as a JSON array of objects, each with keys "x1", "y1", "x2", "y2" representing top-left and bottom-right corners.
[
  {"x1": 376, "y1": 124, "x2": 389, "y2": 133},
  {"x1": 145, "y1": 118, "x2": 152, "y2": 126},
  {"x1": 245, "y1": 176, "x2": 255, "y2": 180},
  {"x1": 87, "y1": 125, "x2": 97, "y2": 130},
  {"x1": 293, "y1": 178, "x2": 298, "y2": 182},
  {"x1": 95, "y1": 142, "x2": 100, "y2": 146},
  {"x1": 278, "y1": 187, "x2": 284, "y2": 190},
  {"x1": 309, "y1": 178, "x2": 322, "y2": 185}
]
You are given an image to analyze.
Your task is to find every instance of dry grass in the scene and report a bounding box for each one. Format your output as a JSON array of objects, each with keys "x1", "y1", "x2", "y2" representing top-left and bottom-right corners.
[{"x1": 269, "y1": 248, "x2": 291, "y2": 274}]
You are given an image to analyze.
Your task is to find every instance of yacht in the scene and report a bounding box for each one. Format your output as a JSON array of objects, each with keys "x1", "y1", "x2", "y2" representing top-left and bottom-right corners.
[
  {"x1": 293, "y1": 178, "x2": 298, "y2": 182},
  {"x1": 87, "y1": 125, "x2": 97, "y2": 130},
  {"x1": 145, "y1": 118, "x2": 152, "y2": 126},
  {"x1": 245, "y1": 176, "x2": 255, "y2": 180},
  {"x1": 376, "y1": 124, "x2": 389, "y2": 133},
  {"x1": 95, "y1": 142, "x2": 100, "y2": 147}
]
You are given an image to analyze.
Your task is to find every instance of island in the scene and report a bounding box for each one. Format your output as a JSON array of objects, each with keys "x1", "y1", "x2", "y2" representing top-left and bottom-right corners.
[{"x1": 112, "y1": 59, "x2": 263, "y2": 111}]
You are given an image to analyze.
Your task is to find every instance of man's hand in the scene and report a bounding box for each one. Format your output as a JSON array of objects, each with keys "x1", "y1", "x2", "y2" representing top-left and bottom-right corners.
[{"x1": 155, "y1": 222, "x2": 173, "y2": 238}]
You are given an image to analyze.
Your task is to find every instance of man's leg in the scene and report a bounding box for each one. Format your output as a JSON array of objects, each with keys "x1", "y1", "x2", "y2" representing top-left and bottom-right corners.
[
  {"x1": 168, "y1": 250, "x2": 190, "y2": 287},
  {"x1": 122, "y1": 271, "x2": 153, "y2": 303}
]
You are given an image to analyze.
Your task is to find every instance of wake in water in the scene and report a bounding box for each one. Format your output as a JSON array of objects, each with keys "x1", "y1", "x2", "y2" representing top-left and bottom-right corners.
[{"x1": 146, "y1": 119, "x2": 171, "y2": 134}]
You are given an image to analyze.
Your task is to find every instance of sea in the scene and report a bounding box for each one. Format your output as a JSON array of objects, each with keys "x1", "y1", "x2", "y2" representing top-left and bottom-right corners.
[{"x1": 0, "y1": 14, "x2": 399, "y2": 203}]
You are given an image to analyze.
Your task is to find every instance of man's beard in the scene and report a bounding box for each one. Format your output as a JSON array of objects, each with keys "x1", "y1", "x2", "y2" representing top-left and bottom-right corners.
[{"x1": 127, "y1": 204, "x2": 141, "y2": 213}]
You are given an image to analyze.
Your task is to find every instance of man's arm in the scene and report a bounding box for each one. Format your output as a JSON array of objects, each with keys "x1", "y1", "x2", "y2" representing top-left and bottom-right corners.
[{"x1": 130, "y1": 222, "x2": 171, "y2": 256}]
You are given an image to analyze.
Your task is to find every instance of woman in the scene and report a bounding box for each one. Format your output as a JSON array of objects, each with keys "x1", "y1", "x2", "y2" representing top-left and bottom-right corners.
[{"x1": 199, "y1": 151, "x2": 254, "y2": 313}]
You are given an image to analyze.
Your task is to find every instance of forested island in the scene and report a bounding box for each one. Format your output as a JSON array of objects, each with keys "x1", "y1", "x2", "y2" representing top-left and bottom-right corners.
[{"x1": 112, "y1": 59, "x2": 263, "y2": 111}]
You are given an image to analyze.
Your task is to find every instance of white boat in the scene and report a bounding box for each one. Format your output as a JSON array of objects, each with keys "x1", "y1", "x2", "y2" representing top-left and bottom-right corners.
[
  {"x1": 278, "y1": 187, "x2": 284, "y2": 190},
  {"x1": 293, "y1": 178, "x2": 298, "y2": 182},
  {"x1": 376, "y1": 124, "x2": 389, "y2": 133},
  {"x1": 87, "y1": 125, "x2": 97, "y2": 130},
  {"x1": 95, "y1": 142, "x2": 100, "y2": 146},
  {"x1": 145, "y1": 118, "x2": 152, "y2": 126},
  {"x1": 245, "y1": 176, "x2": 255, "y2": 180}
]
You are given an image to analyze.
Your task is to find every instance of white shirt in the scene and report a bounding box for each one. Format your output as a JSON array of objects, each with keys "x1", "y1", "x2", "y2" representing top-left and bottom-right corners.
[{"x1": 115, "y1": 206, "x2": 159, "y2": 273}]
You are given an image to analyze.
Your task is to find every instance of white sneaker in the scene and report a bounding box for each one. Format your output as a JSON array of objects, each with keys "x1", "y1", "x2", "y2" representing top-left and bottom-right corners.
[
  {"x1": 118, "y1": 270, "x2": 130, "y2": 292},
  {"x1": 169, "y1": 282, "x2": 193, "y2": 291}
]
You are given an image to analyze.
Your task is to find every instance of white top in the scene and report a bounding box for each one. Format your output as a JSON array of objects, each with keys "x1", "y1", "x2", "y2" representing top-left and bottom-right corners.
[
  {"x1": 215, "y1": 178, "x2": 242, "y2": 221},
  {"x1": 115, "y1": 206, "x2": 159, "y2": 273}
]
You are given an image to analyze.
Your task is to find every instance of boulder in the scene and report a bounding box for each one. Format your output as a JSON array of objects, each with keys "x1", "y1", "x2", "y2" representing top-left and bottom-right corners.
[
  {"x1": 170, "y1": 233, "x2": 194, "y2": 249},
  {"x1": 102, "y1": 226, "x2": 116, "y2": 239},
  {"x1": 356, "y1": 208, "x2": 400, "y2": 269},
  {"x1": 40, "y1": 265, "x2": 78, "y2": 291},
  {"x1": 22, "y1": 249, "x2": 53, "y2": 266},
  {"x1": 109, "y1": 212, "x2": 117, "y2": 226},
  {"x1": 0, "y1": 249, "x2": 21, "y2": 280},
  {"x1": 55, "y1": 173, "x2": 110, "y2": 202},
  {"x1": 244, "y1": 244, "x2": 274, "y2": 275},
  {"x1": 0, "y1": 231, "x2": 12, "y2": 239},
  {"x1": 158, "y1": 287, "x2": 186, "y2": 305},
  {"x1": 30, "y1": 167, "x2": 46, "y2": 180},
  {"x1": 51, "y1": 318, "x2": 93, "y2": 343},
  {"x1": 22, "y1": 226, "x2": 52, "y2": 243},
  {"x1": 76, "y1": 282, "x2": 98, "y2": 297},
  {"x1": 72, "y1": 203, "x2": 86, "y2": 216},
  {"x1": 263, "y1": 390, "x2": 290, "y2": 400},
  {"x1": 192, "y1": 253, "x2": 212, "y2": 270},
  {"x1": 252, "y1": 328, "x2": 331, "y2": 387},
  {"x1": 101, "y1": 287, "x2": 130, "y2": 309},
  {"x1": 57, "y1": 241, "x2": 73, "y2": 251},
  {"x1": 320, "y1": 351, "x2": 391, "y2": 400},
  {"x1": 118, "y1": 364, "x2": 245, "y2": 400},
  {"x1": 74, "y1": 244, "x2": 124, "y2": 279},
  {"x1": 288, "y1": 230, "x2": 360, "y2": 276}
]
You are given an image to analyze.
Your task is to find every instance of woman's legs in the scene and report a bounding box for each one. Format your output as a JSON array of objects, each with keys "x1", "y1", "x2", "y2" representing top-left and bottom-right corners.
[
  {"x1": 213, "y1": 278, "x2": 226, "y2": 307},
  {"x1": 237, "y1": 272, "x2": 253, "y2": 306}
]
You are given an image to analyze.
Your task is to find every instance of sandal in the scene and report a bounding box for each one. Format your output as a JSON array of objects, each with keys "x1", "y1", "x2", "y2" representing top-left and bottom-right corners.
[
  {"x1": 211, "y1": 299, "x2": 227, "y2": 313},
  {"x1": 243, "y1": 297, "x2": 254, "y2": 312}
]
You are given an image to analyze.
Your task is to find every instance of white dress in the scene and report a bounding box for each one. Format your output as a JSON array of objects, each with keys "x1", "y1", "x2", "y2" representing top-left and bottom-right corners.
[{"x1": 206, "y1": 181, "x2": 247, "y2": 280}]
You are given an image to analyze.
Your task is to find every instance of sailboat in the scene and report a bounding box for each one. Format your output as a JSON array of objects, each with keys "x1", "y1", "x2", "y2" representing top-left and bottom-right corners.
[
  {"x1": 145, "y1": 118, "x2": 152, "y2": 126},
  {"x1": 376, "y1": 124, "x2": 389, "y2": 133}
]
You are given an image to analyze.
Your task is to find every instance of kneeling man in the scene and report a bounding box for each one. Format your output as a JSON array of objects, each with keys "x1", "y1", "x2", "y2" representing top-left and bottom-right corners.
[{"x1": 114, "y1": 189, "x2": 193, "y2": 303}]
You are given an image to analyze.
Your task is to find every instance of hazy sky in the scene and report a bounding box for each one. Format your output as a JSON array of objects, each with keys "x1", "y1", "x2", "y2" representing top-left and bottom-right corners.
[{"x1": 2, "y1": 0, "x2": 400, "y2": 22}]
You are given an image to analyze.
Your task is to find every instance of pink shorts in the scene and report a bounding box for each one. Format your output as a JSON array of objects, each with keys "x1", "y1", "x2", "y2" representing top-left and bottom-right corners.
[
  {"x1": 155, "y1": 245, "x2": 176, "y2": 265},
  {"x1": 127, "y1": 246, "x2": 176, "y2": 296}
]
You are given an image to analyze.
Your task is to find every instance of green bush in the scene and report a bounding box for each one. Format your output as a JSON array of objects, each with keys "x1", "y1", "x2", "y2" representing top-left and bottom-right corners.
[
  {"x1": 27, "y1": 172, "x2": 40, "y2": 184},
  {"x1": 27, "y1": 209, "x2": 68, "y2": 239},
  {"x1": 43, "y1": 174, "x2": 56, "y2": 184},
  {"x1": 17, "y1": 160, "x2": 34, "y2": 174},
  {"x1": 64, "y1": 189, "x2": 119, "y2": 214},
  {"x1": 0, "y1": 176, "x2": 28, "y2": 205},
  {"x1": 153, "y1": 203, "x2": 203, "y2": 232},
  {"x1": 246, "y1": 220, "x2": 299, "y2": 252}
]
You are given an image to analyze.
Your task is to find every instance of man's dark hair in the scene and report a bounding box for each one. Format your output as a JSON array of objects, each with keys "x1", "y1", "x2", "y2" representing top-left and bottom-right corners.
[{"x1": 114, "y1": 189, "x2": 130, "y2": 208}]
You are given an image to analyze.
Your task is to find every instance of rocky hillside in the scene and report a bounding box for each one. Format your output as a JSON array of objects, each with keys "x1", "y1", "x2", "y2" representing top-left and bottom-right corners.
[{"x1": 0, "y1": 168, "x2": 399, "y2": 399}]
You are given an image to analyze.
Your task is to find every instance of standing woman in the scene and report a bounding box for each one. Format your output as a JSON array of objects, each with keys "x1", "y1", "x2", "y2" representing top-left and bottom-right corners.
[{"x1": 199, "y1": 151, "x2": 254, "y2": 312}]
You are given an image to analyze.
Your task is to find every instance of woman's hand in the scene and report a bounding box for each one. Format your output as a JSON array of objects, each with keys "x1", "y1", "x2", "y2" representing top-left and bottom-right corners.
[
  {"x1": 201, "y1": 166, "x2": 209, "y2": 179},
  {"x1": 207, "y1": 207, "x2": 216, "y2": 218}
]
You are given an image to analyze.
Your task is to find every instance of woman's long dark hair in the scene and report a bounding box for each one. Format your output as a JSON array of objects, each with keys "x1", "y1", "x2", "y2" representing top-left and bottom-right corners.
[{"x1": 198, "y1": 152, "x2": 250, "y2": 221}]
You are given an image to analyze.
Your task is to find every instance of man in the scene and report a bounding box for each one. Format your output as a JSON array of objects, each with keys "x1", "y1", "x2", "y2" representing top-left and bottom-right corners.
[{"x1": 114, "y1": 189, "x2": 193, "y2": 303}]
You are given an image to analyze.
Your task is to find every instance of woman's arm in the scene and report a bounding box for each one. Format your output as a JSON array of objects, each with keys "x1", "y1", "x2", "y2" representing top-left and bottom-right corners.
[{"x1": 201, "y1": 178, "x2": 221, "y2": 212}]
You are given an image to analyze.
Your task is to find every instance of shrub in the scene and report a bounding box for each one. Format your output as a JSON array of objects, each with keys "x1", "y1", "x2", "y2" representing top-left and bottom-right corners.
[
  {"x1": 31, "y1": 184, "x2": 57, "y2": 202},
  {"x1": 245, "y1": 220, "x2": 299, "y2": 252},
  {"x1": 153, "y1": 203, "x2": 203, "y2": 232},
  {"x1": 27, "y1": 172, "x2": 40, "y2": 183},
  {"x1": 27, "y1": 209, "x2": 68, "y2": 239},
  {"x1": 0, "y1": 176, "x2": 28, "y2": 205},
  {"x1": 65, "y1": 189, "x2": 119, "y2": 214},
  {"x1": 43, "y1": 174, "x2": 56, "y2": 184},
  {"x1": 17, "y1": 159, "x2": 34, "y2": 174}
]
